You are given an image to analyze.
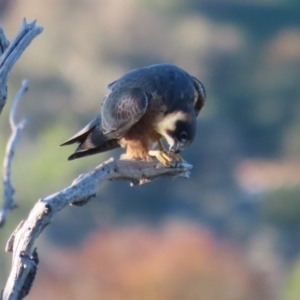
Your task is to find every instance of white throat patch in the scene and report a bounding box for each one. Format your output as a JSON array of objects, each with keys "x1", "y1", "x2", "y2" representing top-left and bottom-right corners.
[{"x1": 154, "y1": 111, "x2": 189, "y2": 143}]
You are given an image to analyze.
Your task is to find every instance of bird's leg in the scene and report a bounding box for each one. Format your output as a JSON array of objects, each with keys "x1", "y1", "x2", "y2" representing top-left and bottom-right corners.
[{"x1": 149, "y1": 140, "x2": 183, "y2": 167}]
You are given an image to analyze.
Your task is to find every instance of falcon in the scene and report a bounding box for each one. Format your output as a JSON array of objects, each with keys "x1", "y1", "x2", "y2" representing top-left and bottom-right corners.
[{"x1": 60, "y1": 63, "x2": 206, "y2": 166}]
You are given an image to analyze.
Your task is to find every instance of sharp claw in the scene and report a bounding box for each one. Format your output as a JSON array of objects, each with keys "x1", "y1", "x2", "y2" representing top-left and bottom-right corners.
[
  {"x1": 174, "y1": 153, "x2": 183, "y2": 162},
  {"x1": 149, "y1": 150, "x2": 170, "y2": 166},
  {"x1": 149, "y1": 150, "x2": 183, "y2": 166},
  {"x1": 161, "y1": 152, "x2": 174, "y2": 162},
  {"x1": 166, "y1": 151, "x2": 183, "y2": 162}
]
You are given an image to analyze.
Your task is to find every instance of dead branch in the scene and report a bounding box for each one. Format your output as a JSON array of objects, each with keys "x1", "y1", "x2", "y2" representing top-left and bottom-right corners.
[
  {"x1": 0, "y1": 19, "x2": 42, "y2": 226},
  {"x1": 0, "y1": 19, "x2": 43, "y2": 114},
  {"x1": 0, "y1": 26, "x2": 10, "y2": 55},
  {"x1": 0, "y1": 80, "x2": 28, "y2": 228},
  {"x1": 2, "y1": 158, "x2": 192, "y2": 300},
  {"x1": 0, "y1": 18, "x2": 42, "y2": 300}
]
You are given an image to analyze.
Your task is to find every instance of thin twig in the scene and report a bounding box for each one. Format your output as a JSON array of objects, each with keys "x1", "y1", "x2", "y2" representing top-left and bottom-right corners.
[
  {"x1": 2, "y1": 158, "x2": 192, "y2": 300},
  {"x1": 0, "y1": 80, "x2": 28, "y2": 228},
  {"x1": 0, "y1": 26, "x2": 9, "y2": 55},
  {"x1": 0, "y1": 19, "x2": 43, "y2": 114}
]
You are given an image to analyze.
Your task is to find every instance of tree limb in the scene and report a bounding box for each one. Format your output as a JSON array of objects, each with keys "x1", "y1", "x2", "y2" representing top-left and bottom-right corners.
[
  {"x1": 0, "y1": 26, "x2": 9, "y2": 56},
  {"x1": 0, "y1": 19, "x2": 43, "y2": 114},
  {"x1": 0, "y1": 80, "x2": 28, "y2": 228},
  {"x1": 0, "y1": 19, "x2": 42, "y2": 226},
  {"x1": 2, "y1": 158, "x2": 192, "y2": 300}
]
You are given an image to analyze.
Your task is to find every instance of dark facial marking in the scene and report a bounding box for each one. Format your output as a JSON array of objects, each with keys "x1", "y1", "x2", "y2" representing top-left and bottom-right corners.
[
  {"x1": 166, "y1": 119, "x2": 196, "y2": 147},
  {"x1": 179, "y1": 131, "x2": 188, "y2": 143},
  {"x1": 175, "y1": 120, "x2": 195, "y2": 145}
]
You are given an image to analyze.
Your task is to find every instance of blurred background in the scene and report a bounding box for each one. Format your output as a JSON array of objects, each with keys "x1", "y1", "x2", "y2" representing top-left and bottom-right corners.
[{"x1": 0, "y1": 0, "x2": 300, "y2": 299}]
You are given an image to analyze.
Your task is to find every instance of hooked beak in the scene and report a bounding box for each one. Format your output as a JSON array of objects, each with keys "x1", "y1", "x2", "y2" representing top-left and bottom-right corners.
[{"x1": 169, "y1": 140, "x2": 181, "y2": 154}]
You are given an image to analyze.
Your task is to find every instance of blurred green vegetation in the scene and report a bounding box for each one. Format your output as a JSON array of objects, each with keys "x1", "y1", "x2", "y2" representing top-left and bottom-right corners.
[
  {"x1": 261, "y1": 188, "x2": 300, "y2": 228},
  {"x1": 286, "y1": 258, "x2": 300, "y2": 300},
  {"x1": 0, "y1": 0, "x2": 300, "y2": 298}
]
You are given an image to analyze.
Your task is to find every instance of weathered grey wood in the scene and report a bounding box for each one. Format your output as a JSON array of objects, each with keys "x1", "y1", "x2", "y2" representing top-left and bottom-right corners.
[
  {"x1": 0, "y1": 19, "x2": 42, "y2": 225},
  {"x1": 0, "y1": 18, "x2": 42, "y2": 299},
  {"x1": 0, "y1": 26, "x2": 9, "y2": 55},
  {"x1": 0, "y1": 19, "x2": 43, "y2": 114},
  {"x1": 2, "y1": 158, "x2": 192, "y2": 300},
  {"x1": 0, "y1": 80, "x2": 28, "y2": 228}
]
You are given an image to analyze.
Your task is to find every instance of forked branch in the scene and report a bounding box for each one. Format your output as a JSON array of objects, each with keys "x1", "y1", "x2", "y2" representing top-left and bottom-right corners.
[
  {"x1": 0, "y1": 19, "x2": 43, "y2": 114},
  {"x1": 0, "y1": 19, "x2": 42, "y2": 225},
  {"x1": 2, "y1": 158, "x2": 192, "y2": 300}
]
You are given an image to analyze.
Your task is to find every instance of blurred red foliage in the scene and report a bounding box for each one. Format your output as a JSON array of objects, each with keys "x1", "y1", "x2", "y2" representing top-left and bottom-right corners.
[{"x1": 30, "y1": 221, "x2": 271, "y2": 300}]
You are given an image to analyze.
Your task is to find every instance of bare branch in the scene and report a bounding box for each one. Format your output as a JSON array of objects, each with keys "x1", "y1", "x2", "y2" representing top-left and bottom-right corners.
[
  {"x1": 0, "y1": 80, "x2": 28, "y2": 228},
  {"x1": 0, "y1": 26, "x2": 9, "y2": 55},
  {"x1": 0, "y1": 19, "x2": 43, "y2": 114},
  {"x1": 2, "y1": 158, "x2": 192, "y2": 300}
]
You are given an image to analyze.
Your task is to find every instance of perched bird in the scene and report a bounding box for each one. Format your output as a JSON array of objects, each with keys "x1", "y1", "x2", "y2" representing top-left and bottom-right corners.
[{"x1": 60, "y1": 63, "x2": 206, "y2": 166}]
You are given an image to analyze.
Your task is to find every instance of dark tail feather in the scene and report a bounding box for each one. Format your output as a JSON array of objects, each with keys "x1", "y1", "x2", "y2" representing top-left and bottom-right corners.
[
  {"x1": 61, "y1": 116, "x2": 121, "y2": 160},
  {"x1": 68, "y1": 139, "x2": 120, "y2": 160},
  {"x1": 60, "y1": 116, "x2": 101, "y2": 147},
  {"x1": 60, "y1": 130, "x2": 91, "y2": 146}
]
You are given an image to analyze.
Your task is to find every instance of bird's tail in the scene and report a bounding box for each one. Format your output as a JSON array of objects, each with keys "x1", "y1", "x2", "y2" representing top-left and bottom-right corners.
[
  {"x1": 60, "y1": 116, "x2": 120, "y2": 160},
  {"x1": 68, "y1": 139, "x2": 120, "y2": 160}
]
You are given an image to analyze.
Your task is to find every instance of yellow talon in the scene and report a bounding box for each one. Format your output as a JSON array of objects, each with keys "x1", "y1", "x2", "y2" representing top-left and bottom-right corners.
[
  {"x1": 149, "y1": 150, "x2": 183, "y2": 166},
  {"x1": 170, "y1": 152, "x2": 183, "y2": 163}
]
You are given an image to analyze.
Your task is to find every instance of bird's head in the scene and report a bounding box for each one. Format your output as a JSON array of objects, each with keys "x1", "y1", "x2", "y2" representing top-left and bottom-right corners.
[
  {"x1": 167, "y1": 118, "x2": 196, "y2": 153},
  {"x1": 156, "y1": 110, "x2": 196, "y2": 154}
]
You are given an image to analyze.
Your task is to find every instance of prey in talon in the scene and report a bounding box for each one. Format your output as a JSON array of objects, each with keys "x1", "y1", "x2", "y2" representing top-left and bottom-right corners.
[{"x1": 60, "y1": 63, "x2": 206, "y2": 166}]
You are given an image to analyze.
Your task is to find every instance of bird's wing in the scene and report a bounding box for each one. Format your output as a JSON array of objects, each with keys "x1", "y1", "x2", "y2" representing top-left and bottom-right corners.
[
  {"x1": 192, "y1": 76, "x2": 206, "y2": 116},
  {"x1": 101, "y1": 87, "x2": 149, "y2": 139}
]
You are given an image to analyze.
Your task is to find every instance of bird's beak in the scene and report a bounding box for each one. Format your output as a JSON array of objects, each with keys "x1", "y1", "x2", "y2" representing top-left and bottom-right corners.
[{"x1": 169, "y1": 140, "x2": 180, "y2": 154}]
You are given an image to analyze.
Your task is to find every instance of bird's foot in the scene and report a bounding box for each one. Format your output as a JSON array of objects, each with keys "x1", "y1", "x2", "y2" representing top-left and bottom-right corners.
[{"x1": 148, "y1": 150, "x2": 183, "y2": 167}]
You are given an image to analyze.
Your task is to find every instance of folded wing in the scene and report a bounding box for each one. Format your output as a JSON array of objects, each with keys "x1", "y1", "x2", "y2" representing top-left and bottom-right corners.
[{"x1": 60, "y1": 87, "x2": 148, "y2": 160}]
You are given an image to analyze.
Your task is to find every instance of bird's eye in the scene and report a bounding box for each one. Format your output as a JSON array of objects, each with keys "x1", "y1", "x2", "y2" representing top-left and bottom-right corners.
[{"x1": 179, "y1": 131, "x2": 188, "y2": 143}]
